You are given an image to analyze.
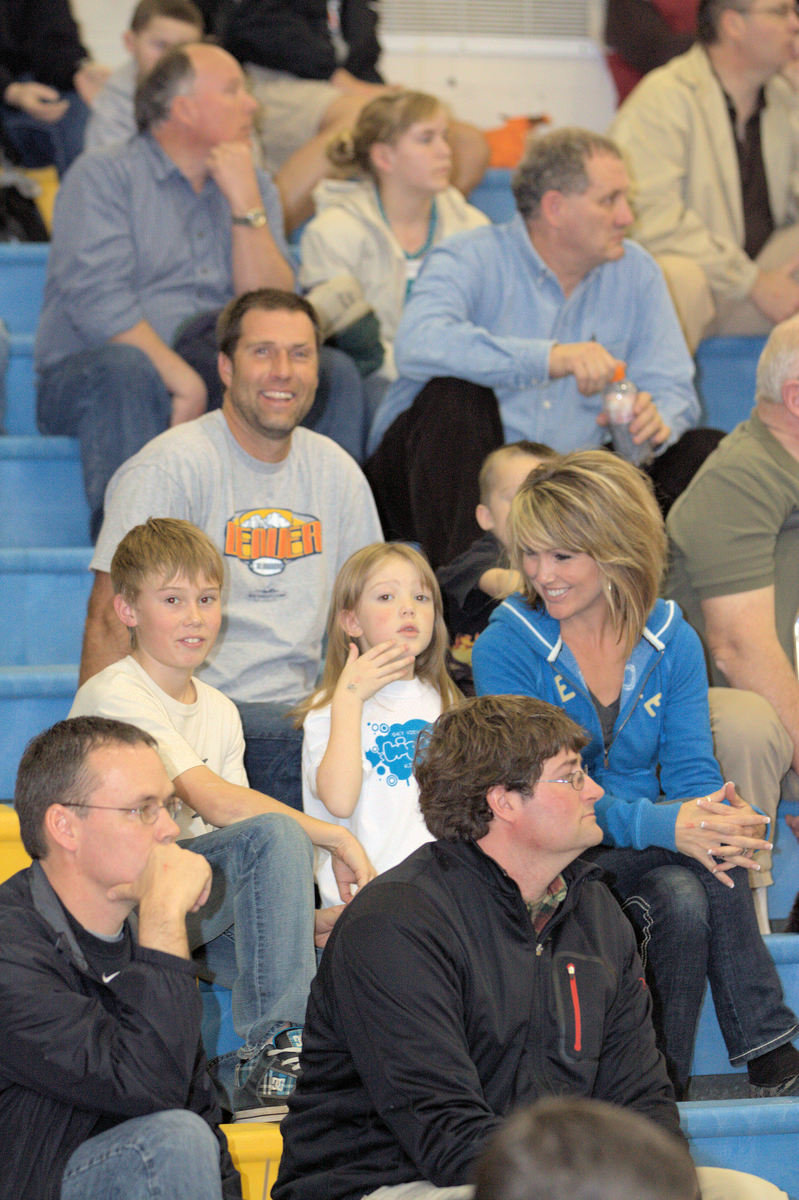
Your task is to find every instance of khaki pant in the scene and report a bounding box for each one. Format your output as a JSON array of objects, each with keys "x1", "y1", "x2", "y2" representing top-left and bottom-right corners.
[
  {"x1": 709, "y1": 686, "x2": 795, "y2": 887},
  {"x1": 365, "y1": 1166, "x2": 788, "y2": 1199},
  {"x1": 657, "y1": 224, "x2": 799, "y2": 353}
]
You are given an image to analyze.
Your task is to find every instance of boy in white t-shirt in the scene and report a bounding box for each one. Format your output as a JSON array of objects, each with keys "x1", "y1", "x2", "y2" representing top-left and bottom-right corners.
[{"x1": 70, "y1": 517, "x2": 374, "y2": 1121}]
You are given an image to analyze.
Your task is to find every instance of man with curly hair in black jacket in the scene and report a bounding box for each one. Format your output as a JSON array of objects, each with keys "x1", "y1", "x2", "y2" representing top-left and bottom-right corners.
[{"x1": 274, "y1": 694, "x2": 786, "y2": 1200}]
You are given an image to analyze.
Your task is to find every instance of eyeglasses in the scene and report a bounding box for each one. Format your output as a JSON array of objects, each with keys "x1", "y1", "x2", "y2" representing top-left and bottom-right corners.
[
  {"x1": 743, "y1": 3, "x2": 799, "y2": 16},
  {"x1": 541, "y1": 768, "x2": 587, "y2": 792},
  {"x1": 61, "y1": 798, "x2": 183, "y2": 824}
]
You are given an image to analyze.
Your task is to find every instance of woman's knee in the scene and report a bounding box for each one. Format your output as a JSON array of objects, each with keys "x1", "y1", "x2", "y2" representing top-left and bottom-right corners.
[{"x1": 628, "y1": 865, "x2": 710, "y2": 937}]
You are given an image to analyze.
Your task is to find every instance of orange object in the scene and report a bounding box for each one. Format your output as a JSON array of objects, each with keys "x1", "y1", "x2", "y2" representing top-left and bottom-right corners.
[{"x1": 484, "y1": 115, "x2": 551, "y2": 168}]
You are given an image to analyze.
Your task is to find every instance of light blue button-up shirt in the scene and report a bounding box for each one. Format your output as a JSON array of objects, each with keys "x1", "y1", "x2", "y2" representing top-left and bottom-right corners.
[
  {"x1": 34, "y1": 134, "x2": 289, "y2": 373},
  {"x1": 368, "y1": 213, "x2": 699, "y2": 455}
]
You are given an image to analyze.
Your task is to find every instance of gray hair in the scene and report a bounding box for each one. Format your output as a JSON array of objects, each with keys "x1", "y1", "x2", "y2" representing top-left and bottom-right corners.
[
  {"x1": 135, "y1": 44, "x2": 196, "y2": 132},
  {"x1": 512, "y1": 127, "x2": 622, "y2": 221},
  {"x1": 755, "y1": 316, "x2": 799, "y2": 405}
]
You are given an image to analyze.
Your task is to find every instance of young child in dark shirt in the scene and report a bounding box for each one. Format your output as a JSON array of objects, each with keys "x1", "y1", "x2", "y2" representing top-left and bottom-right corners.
[{"x1": 437, "y1": 440, "x2": 556, "y2": 692}]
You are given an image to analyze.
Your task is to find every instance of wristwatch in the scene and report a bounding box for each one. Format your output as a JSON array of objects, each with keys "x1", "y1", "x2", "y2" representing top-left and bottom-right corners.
[{"x1": 231, "y1": 208, "x2": 267, "y2": 228}]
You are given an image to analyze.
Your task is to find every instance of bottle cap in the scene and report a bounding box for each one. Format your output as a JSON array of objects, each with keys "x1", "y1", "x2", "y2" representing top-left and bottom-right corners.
[{"x1": 611, "y1": 362, "x2": 625, "y2": 383}]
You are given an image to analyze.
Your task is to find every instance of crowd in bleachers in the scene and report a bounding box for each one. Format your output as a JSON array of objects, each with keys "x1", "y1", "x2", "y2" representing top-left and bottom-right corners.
[{"x1": 5, "y1": 0, "x2": 799, "y2": 1197}]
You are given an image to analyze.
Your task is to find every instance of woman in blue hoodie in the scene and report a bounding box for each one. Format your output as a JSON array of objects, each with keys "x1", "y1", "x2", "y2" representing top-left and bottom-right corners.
[{"x1": 473, "y1": 450, "x2": 798, "y2": 1099}]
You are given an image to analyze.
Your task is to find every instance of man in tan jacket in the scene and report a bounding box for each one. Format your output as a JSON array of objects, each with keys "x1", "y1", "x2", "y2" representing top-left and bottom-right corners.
[{"x1": 610, "y1": 0, "x2": 799, "y2": 351}]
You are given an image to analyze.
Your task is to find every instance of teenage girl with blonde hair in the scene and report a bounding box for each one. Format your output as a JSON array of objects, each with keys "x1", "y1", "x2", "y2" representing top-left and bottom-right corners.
[
  {"x1": 299, "y1": 90, "x2": 488, "y2": 394},
  {"x1": 296, "y1": 542, "x2": 460, "y2": 906}
]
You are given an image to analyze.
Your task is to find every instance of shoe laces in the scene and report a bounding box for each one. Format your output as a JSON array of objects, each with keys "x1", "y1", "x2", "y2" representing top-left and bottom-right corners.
[{"x1": 267, "y1": 1042, "x2": 301, "y2": 1074}]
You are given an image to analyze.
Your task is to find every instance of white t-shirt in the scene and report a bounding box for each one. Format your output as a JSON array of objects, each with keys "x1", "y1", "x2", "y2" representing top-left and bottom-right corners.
[
  {"x1": 69, "y1": 655, "x2": 248, "y2": 839},
  {"x1": 302, "y1": 677, "x2": 440, "y2": 906}
]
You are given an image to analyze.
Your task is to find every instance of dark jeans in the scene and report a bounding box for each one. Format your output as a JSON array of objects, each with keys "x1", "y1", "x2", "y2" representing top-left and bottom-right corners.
[
  {"x1": 364, "y1": 377, "x2": 504, "y2": 570},
  {"x1": 365, "y1": 377, "x2": 723, "y2": 569},
  {"x1": 584, "y1": 844, "x2": 799, "y2": 1097},
  {"x1": 235, "y1": 699, "x2": 303, "y2": 813},
  {"x1": 37, "y1": 343, "x2": 172, "y2": 542},
  {"x1": 2, "y1": 91, "x2": 88, "y2": 176}
]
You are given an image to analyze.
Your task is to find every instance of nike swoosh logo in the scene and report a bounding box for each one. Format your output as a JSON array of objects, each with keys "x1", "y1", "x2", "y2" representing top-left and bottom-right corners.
[{"x1": 102, "y1": 971, "x2": 120, "y2": 984}]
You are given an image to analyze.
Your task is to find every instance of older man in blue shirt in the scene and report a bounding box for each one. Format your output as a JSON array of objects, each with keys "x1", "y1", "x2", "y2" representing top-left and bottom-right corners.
[
  {"x1": 365, "y1": 127, "x2": 714, "y2": 568},
  {"x1": 34, "y1": 41, "x2": 364, "y2": 541}
]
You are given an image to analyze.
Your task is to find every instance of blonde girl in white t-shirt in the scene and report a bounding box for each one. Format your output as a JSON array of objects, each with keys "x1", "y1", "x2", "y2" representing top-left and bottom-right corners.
[{"x1": 295, "y1": 542, "x2": 461, "y2": 905}]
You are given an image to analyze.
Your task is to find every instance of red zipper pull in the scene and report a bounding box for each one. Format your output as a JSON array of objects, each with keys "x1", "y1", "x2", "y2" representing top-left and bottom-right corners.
[{"x1": 567, "y1": 962, "x2": 582, "y2": 1052}]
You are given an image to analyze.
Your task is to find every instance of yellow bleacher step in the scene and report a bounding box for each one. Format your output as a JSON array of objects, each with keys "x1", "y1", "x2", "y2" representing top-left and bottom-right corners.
[
  {"x1": 222, "y1": 1122, "x2": 283, "y2": 1200},
  {"x1": 0, "y1": 805, "x2": 30, "y2": 881}
]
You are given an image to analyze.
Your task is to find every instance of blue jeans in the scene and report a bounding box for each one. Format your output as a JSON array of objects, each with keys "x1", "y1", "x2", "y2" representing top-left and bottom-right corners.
[
  {"x1": 37, "y1": 344, "x2": 172, "y2": 541},
  {"x1": 3, "y1": 91, "x2": 89, "y2": 176},
  {"x1": 60, "y1": 1110, "x2": 223, "y2": 1200},
  {"x1": 236, "y1": 699, "x2": 304, "y2": 812},
  {"x1": 585, "y1": 845, "x2": 799, "y2": 1096},
  {"x1": 183, "y1": 814, "x2": 316, "y2": 1101}
]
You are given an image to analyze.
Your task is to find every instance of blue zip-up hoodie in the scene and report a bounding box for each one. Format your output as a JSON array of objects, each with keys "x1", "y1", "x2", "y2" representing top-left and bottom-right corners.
[{"x1": 472, "y1": 596, "x2": 723, "y2": 851}]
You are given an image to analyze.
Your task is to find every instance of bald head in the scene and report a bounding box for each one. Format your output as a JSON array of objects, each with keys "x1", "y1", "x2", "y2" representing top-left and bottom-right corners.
[{"x1": 135, "y1": 42, "x2": 256, "y2": 145}]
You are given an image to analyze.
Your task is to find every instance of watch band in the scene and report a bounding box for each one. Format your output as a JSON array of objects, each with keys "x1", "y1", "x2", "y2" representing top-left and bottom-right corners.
[{"x1": 232, "y1": 208, "x2": 267, "y2": 228}]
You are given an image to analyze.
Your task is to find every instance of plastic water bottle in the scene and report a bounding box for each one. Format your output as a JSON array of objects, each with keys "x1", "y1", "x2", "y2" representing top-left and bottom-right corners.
[{"x1": 603, "y1": 364, "x2": 653, "y2": 468}]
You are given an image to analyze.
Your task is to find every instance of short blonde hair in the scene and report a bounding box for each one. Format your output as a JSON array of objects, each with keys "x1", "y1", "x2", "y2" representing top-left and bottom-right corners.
[
  {"x1": 326, "y1": 90, "x2": 445, "y2": 181},
  {"x1": 294, "y1": 542, "x2": 460, "y2": 722},
  {"x1": 478, "y1": 440, "x2": 558, "y2": 506},
  {"x1": 111, "y1": 517, "x2": 224, "y2": 603},
  {"x1": 507, "y1": 451, "x2": 666, "y2": 650}
]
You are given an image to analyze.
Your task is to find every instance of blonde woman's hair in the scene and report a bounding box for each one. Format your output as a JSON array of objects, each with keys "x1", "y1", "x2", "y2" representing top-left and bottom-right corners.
[
  {"x1": 326, "y1": 90, "x2": 445, "y2": 181},
  {"x1": 507, "y1": 451, "x2": 666, "y2": 651},
  {"x1": 293, "y1": 542, "x2": 460, "y2": 723}
]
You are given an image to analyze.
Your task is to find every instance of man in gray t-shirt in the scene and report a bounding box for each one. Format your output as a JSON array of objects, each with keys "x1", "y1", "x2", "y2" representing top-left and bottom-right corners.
[{"x1": 83, "y1": 289, "x2": 382, "y2": 810}]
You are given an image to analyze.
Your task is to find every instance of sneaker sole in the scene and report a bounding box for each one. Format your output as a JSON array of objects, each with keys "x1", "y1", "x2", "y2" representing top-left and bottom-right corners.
[{"x1": 234, "y1": 1103, "x2": 289, "y2": 1122}]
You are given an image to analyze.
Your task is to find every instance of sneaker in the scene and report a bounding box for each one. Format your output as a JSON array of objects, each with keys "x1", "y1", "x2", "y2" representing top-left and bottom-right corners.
[
  {"x1": 233, "y1": 1026, "x2": 302, "y2": 1121},
  {"x1": 749, "y1": 1072, "x2": 799, "y2": 1098}
]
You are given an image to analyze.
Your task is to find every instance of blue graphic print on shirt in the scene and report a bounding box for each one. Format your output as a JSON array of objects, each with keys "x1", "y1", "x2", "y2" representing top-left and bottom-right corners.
[{"x1": 364, "y1": 718, "x2": 429, "y2": 786}]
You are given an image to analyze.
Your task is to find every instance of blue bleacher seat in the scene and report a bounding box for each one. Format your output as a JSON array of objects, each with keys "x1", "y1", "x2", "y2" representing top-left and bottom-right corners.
[
  {"x1": 199, "y1": 980, "x2": 244, "y2": 1061},
  {"x1": 0, "y1": 243, "x2": 48, "y2": 334},
  {"x1": 0, "y1": 436, "x2": 89, "y2": 547},
  {"x1": 0, "y1": 244, "x2": 48, "y2": 435},
  {"x1": 769, "y1": 799, "x2": 799, "y2": 924},
  {"x1": 468, "y1": 168, "x2": 515, "y2": 224},
  {"x1": 691, "y1": 934, "x2": 799, "y2": 1077},
  {"x1": 679, "y1": 1098, "x2": 799, "y2": 1198},
  {"x1": 695, "y1": 335, "x2": 765, "y2": 432},
  {"x1": 0, "y1": 547, "x2": 91, "y2": 666},
  {"x1": 0, "y1": 665, "x2": 77, "y2": 799},
  {"x1": 6, "y1": 332, "x2": 35, "y2": 435}
]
